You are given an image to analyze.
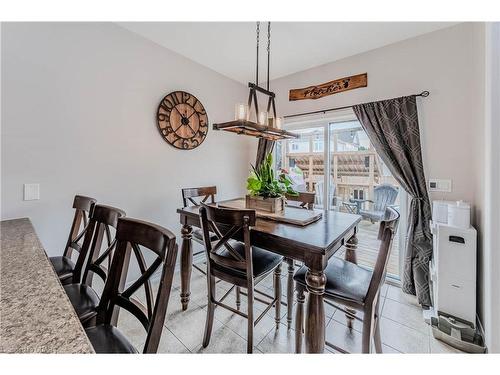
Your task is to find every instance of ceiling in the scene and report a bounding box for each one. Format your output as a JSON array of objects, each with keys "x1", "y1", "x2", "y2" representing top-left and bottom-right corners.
[{"x1": 117, "y1": 22, "x2": 457, "y2": 84}]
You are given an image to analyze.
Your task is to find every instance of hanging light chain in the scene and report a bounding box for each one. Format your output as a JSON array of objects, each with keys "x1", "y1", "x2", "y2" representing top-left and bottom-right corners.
[
  {"x1": 255, "y1": 22, "x2": 260, "y2": 86},
  {"x1": 267, "y1": 21, "x2": 271, "y2": 91}
]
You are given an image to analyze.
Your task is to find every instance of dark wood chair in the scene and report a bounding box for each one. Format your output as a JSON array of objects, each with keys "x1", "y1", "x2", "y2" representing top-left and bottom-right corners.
[
  {"x1": 199, "y1": 203, "x2": 284, "y2": 353},
  {"x1": 63, "y1": 204, "x2": 126, "y2": 326},
  {"x1": 294, "y1": 207, "x2": 400, "y2": 353},
  {"x1": 49, "y1": 195, "x2": 97, "y2": 285},
  {"x1": 283, "y1": 191, "x2": 316, "y2": 329},
  {"x1": 286, "y1": 191, "x2": 315, "y2": 210},
  {"x1": 181, "y1": 186, "x2": 218, "y2": 275},
  {"x1": 85, "y1": 217, "x2": 178, "y2": 353}
]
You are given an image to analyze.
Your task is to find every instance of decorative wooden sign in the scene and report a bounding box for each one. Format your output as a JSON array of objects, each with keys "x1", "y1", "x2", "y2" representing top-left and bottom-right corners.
[
  {"x1": 289, "y1": 73, "x2": 367, "y2": 101},
  {"x1": 156, "y1": 91, "x2": 209, "y2": 150}
]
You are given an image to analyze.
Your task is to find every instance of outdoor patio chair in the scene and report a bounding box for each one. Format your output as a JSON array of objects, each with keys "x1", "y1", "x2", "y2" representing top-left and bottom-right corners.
[{"x1": 343, "y1": 184, "x2": 399, "y2": 223}]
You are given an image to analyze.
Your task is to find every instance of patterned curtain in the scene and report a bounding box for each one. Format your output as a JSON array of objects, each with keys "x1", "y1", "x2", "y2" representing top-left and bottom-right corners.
[
  {"x1": 255, "y1": 138, "x2": 275, "y2": 168},
  {"x1": 353, "y1": 95, "x2": 433, "y2": 307}
]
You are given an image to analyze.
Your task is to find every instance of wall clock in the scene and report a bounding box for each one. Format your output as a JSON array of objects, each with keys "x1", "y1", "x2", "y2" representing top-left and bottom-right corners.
[{"x1": 156, "y1": 91, "x2": 209, "y2": 150}]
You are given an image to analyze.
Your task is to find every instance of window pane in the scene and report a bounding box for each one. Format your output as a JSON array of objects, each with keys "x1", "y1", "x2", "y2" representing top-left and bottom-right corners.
[{"x1": 277, "y1": 127, "x2": 324, "y2": 194}]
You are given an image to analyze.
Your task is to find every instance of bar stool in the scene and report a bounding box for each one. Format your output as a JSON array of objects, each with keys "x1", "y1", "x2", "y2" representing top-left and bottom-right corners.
[
  {"x1": 85, "y1": 217, "x2": 178, "y2": 353},
  {"x1": 199, "y1": 203, "x2": 283, "y2": 353},
  {"x1": 49, "y1": 195, "x2": 96, "y2": 284},
  {"x1": 63, "y1": 204, "x2": 125, "y2": 326},
  {"x1": 181, "y1": 186, "x2": 218, "y2": 275},
  {"x1": 294, "y1": 207, "x2": 400, "y2": 353}
]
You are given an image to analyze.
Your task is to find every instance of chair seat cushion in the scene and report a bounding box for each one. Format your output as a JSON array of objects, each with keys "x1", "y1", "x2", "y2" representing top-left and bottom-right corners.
[
  {"x1": 293, "y1": 257, "x2": 372, "y2": 304},
  {"x1": 192, "y1": 228, "x2": 218, "y2": 244},
  {"x1": 49, "y1": 256, "x2": 75, "y2": 280},
  {"x1": 64, "y1": 283, "x2": 100, "y2": 322},
  {"x1": 359, "y1": 209, "x2": 385, "y2": 222},
  {"x1": 85, "y1": 324, "x2": 138, "y2": 353},
  {"x1": 213, "y1": 241, "x2": 283, "y2": 279}
]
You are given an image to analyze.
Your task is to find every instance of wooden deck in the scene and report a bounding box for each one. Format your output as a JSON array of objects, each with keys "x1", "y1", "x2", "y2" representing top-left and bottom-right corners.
[{"x1": 335, "y1": 219, "x2": 400, "y2": 278}]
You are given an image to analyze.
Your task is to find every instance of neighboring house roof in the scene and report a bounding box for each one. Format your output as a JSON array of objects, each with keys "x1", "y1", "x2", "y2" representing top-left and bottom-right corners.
[{"x1": 337, "y1": 130, "x2": 360, "y2": 145}]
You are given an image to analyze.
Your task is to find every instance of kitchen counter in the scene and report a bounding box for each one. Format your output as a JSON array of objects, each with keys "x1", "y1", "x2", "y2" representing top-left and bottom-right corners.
[{"x1": 0, "y1": 218, "x2": 94, "y2": 353}]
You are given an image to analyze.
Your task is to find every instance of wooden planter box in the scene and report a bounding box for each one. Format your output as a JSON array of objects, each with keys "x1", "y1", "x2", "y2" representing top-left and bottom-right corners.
[{"x1": 245, "y1": 195, "x2": 285, "y2": 214}]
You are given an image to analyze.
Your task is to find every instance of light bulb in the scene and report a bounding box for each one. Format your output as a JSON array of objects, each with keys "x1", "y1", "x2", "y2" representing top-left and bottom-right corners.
[
  {"x1": 258, "y1": 111, "x2": 268, "y2": 126},
  {"x1": 234, "y1": 103, "x2": 248, "y2": 121}
]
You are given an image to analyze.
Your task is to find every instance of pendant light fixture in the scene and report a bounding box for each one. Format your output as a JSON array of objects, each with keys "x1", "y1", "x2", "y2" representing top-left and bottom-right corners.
[{"x1": 213, "y1": 22, "x2": 298, "y2": 141}]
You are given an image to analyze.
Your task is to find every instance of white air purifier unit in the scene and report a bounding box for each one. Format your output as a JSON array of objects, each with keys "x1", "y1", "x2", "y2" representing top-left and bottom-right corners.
[
  {"x1": 430, "y1": 221, "x2": 477, "y2": 326},
  {"x1": 428, "y1": 200, "x2": 485, "y2": 351}
]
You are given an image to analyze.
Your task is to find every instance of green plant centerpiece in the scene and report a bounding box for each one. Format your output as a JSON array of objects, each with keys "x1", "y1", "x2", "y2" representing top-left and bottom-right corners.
[{"x1": 246, "y1": 153, "x2": 298, "y2": 214}]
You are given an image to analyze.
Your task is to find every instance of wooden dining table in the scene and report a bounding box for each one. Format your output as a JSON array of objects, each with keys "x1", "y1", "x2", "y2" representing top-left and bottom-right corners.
[{"x1": 176, "y1": 198, "x2": 361, "y2": 353}]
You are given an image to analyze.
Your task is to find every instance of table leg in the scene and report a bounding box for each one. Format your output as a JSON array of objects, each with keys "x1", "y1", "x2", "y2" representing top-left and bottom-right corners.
[
  {"x1": 180, "y1": 224, "x2": 193, "y2": 311},
  {"x1": 274, "y1": 265, "x2": 282, "y2": 329},
  {"x1": 305, "y1": 269, "x2": 326, "y2": 353},
  {"x1": 286, "y1": 258, "x2": 294, "y2": 330},
  {"x1": 344, "y1": 233, "x2": 358, "y2": 329},
  {"x1": 295, "y1": 286, "x2": 306, "y2": 353}
]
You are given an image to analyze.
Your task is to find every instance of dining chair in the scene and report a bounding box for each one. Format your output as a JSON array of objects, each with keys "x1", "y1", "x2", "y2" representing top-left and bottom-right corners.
[
  {"x1": 283, "y1": 191, "x2": 316, "y2": 329},
  {"x1": 293, "y1": 207, "x2": 400, "y2": 353},
  {"x1": 85, "y1": 217, "x2": 178, "y2": 353},
  {"x1": 181, "y1": 186, "x2": 218, "y2": 275},
  {"x1": 49, "y1": 195, "x2": 97, "y2": 285},
  {"x1": 199, "y1": 203, "x2": 284, "y2": 353},
  {"x1": 286, "y1": 191, "x2": 315, "y2": 210},
  {"x1": 63, "y1": 204, "x2": 126, "y2": 326}
]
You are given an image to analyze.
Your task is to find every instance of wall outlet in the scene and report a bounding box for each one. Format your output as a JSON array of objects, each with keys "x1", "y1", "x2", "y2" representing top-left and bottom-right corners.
[
  {"x1": 23, "y1": 183, "x2": 40, "y2": 201},
  {"x1": 428, "y1": 179, "x2": 452, "y2": 193}
]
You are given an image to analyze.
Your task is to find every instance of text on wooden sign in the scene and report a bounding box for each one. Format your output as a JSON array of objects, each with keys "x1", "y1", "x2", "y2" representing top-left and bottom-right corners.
[{"x1": 289, "y1": 73, "x2": 367, "y2": 101}]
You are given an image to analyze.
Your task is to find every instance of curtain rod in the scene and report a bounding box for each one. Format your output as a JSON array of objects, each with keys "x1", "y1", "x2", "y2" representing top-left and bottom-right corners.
[{"x1": 284, "y1": 91, "x2": 430, "y2": 119}]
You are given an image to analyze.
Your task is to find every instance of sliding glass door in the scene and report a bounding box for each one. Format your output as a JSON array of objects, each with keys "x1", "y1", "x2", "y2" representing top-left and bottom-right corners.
[{"x1": 277, "y1": 112, "x2": 406, "y2": 281}]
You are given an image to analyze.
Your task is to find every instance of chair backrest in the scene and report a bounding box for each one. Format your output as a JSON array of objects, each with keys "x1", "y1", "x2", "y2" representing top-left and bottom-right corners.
[
  {"x1": 63, "y1": 195, "x2": 97, "y2": 259},
  {"x1": 96, "y1": 217, "x2": 178, "y2": 353},
  {"x1": 182, "y1": 186, "x2": 217, "y2": 208},
  {"x1": 73, "y1": 204, "x2": 126, "y2": 285},
  {"x1": 199, "y1": 203, "x2": 256, "y2": 282},
  {"x1": 373, "y1": 184, "x2": 398, "y2": 212},
  {"x1": 365, "y1": 207, "x2": 400, "y2": 306},
  {"x1": 286, "y1": 192, "x2": 315, "y2": 210}
]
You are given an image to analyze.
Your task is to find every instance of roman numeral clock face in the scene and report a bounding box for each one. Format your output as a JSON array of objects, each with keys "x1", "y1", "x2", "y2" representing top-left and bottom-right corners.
[{"x1": 156, "y1": 91, "x2": 209, "y2": 150}]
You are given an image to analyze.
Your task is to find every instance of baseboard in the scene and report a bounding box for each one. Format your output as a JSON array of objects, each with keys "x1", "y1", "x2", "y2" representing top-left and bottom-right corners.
[{"x1": 476, "y1": 313, "x2": 488, "y2": 353}]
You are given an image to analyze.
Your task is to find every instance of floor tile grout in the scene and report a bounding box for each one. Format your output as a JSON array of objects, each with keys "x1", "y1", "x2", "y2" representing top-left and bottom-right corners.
[
  {"x1": 145, "y1": 272, "x2": 457, "y2": 354},
  {"x1": 380, "y1": 310, "x2": 430, "y2": 336},
  {"x1": 166, "y1": 326, "x2": 192, "y2": 353},
  {"x1": 383, "y1": 343, "x2": 404, "y2": 353}
]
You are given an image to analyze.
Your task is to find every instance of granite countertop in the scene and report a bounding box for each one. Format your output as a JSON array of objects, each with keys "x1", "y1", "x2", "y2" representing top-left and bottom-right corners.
[{"x1": 0, "y1": 218, "x2": 94, "y2": 353}]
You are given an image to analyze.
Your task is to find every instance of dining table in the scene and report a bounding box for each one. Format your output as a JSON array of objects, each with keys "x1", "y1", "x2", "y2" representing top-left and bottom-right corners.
[{"x1": 176, "y1": 198, "x2": 361, "y2": 353}]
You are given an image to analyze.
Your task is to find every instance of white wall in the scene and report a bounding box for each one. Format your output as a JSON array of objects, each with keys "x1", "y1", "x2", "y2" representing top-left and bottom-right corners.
[
  {"x1": 269, "y1": 23, "x2": 491, "y2": 346},
  {"x1": 1, "y1": 23, "x2": 253, "y2": 258},
  {"x1": 481, "y1": 22, "x2": 500, "y2": 353}
]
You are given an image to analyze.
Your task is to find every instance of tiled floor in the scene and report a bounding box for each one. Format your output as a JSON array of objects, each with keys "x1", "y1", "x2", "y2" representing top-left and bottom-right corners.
[{"x1": 118, "y1": 261, "x2": 464, "y2": 354}]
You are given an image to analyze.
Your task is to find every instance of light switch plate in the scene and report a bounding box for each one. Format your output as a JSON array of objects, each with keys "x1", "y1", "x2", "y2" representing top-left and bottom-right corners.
[
  {"x1": 428, "y1": 179, "x2": 452, "y2": 193},
  {"x1": 23, "y1": 183, "x2": 40, "y2": 201}
]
